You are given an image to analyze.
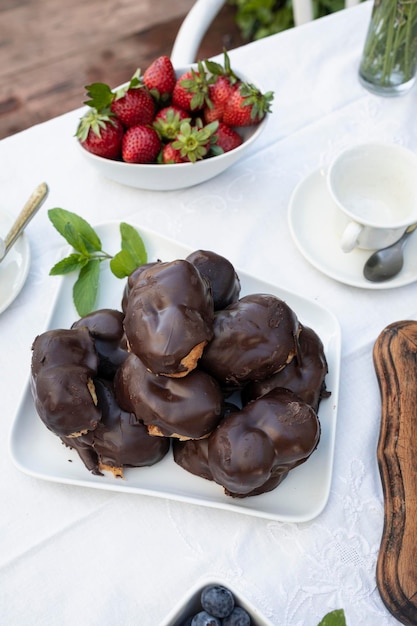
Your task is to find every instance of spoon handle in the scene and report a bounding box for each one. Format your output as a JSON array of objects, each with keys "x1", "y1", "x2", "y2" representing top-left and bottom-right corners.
[{"x1": 3, "y1": 182, "x2": 49, "y2": 257}]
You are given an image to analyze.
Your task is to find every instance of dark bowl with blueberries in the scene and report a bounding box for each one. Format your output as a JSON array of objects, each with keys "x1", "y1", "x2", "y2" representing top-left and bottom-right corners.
[{"x1": 161, "y1": 581, "x2": 274, "y2": 626}]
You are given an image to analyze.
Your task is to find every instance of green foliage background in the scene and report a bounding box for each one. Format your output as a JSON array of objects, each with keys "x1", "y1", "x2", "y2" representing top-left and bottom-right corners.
[{"x1": 228, "y1": 0, "x2": 354, "y2": 39}]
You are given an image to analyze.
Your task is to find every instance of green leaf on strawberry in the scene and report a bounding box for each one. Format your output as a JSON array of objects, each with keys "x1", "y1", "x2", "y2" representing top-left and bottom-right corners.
[
  {"x1": 172, "y1": 120, "x2": 219, "y2": 163},
  {"x1": 113, "y1": 69, "x2": 142, "y2": 100},
  {"x1": 204, "y1": 49, "x2": 239, "y2": 85},
  {"x1": 83, "y1": 82, "x2": 114, "y2": 111},
  {"x1": 239, "y1": 82, "x2": 274, "y2": 118},
  {"x1": 48, "y1": 209, "x2": 148, "y2": 316},
  {"x1": 175, "y1": 61, "x2": 215, "y2": 111}
]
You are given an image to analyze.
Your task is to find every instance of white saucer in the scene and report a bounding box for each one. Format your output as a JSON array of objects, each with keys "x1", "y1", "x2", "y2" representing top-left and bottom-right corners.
[
  {"x1": 0, "y1": 212, "x2": 31, "y2": 314},
  {"x1": 288, "y1": 169, "x2": 417, "y2": 289}
]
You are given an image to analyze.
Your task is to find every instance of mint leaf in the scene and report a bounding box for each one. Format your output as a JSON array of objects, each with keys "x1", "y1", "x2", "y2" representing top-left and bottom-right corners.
[
  {"x1": 48, "y1": 210, "x2": 148, "y2": 315},
  {"x1": 73, "y1": 259, "x2": 101, "y2": 317},
  {"x1": 110, "y1": 249, "x2": 138, "y2": 278},
  {"x1": 63, "y1": 222, "x2": 99, "y2": 256},
  {"x1": 318, "y1": 609, "x2": 346, "y2": 626},
  {"x1": 120, "y1": 222, "x2": 147, "y2": 265},
  {"x1": 48, "y1": 208, "x2": 102, "y2": 253},
  {"x1": 109, "y1": 223, "x2": 147, "y2": 278},
  {"x1": 49, "y1": 253, "x2": 87, "y2": 276}
]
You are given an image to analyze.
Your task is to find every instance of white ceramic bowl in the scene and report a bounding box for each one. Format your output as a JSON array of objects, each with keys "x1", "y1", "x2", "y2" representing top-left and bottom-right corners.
[
  {"x1": 76, "y1": 66, "x2": 268, "y2": 191},
  {"x1": 160, "y1": 579, "x2": 274, "y2": 626}
]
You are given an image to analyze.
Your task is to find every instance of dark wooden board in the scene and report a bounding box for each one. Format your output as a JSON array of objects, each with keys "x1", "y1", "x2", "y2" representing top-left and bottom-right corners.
[{"x1": 373, "y1": 321, "x2": 417, "y2": 625}]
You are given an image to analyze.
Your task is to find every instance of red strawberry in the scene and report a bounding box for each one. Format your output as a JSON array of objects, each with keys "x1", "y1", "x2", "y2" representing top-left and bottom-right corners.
[
  {"x1": 161, "y1": 142, "x2": 187, "y2": 164},
  {"x1": 122, "y1": 125, "x2": 161, "y2": 163},
  {"x1": 82, "y1": 72, "x2": 155, "y2": 128},
  {"x1": 143, "y1": 56, "x2": 176, "y2": 102},
  {"x1": 76, "y1": 109, "x2": 124, "y2": 160},
  {"x1": 203, "y1": 76, "x2": 236, "y2": 123},
  {"x1": 111, "y1": 78, "x2": 155, "y2": 128},
  {"x1": 172, "y1": 62, "x2": 213, "y2": 112},
  {"x1": 169, "y1": 120, "x2": 219, "y2": 163},
  {"x1": 212, "y1": 122, "x2": 243, "y2": 153},
  {"x1": 153, "y1": 106, "x2": 190, "y2": 141},
  {"x1": 222, "y1": 81, "x2": 274, "y2": 127},
  {"x1": 203, "y1": 50, "x2": 240, "y2": 123}
]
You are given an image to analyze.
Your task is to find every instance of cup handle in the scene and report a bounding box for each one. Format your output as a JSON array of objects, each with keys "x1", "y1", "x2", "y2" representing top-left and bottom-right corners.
[{"x1": 341, "y1": 221, "x2": 363, "y2": 253}]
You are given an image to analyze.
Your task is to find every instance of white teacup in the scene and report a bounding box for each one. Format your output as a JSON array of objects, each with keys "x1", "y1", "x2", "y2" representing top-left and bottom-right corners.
[{"x1": 328, "y1": 143, "x2": 417, "y2": 253}]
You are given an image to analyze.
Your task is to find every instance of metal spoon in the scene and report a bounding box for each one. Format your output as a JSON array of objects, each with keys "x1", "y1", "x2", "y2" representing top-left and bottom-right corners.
[
  {"x1": 0, "y1": 182, "x2": 49, "y2": 262},
  {"x1": 363, "y1": 222, "x2": 417, "y2": 282}
]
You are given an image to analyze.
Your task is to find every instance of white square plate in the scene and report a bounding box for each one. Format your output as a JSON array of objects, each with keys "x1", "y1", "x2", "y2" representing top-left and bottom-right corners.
[{"x1": 9, "y1": 223, "x2": 341, "y2": 522}]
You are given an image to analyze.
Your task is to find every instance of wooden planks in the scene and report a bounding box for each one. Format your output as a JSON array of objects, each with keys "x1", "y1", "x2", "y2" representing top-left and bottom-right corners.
[
  {"x1": 0, "y1": 0, "x2": 195, "y2": 73},
  {"x1": 0, "y1": 1, "x2": 244, "y2": 139}
]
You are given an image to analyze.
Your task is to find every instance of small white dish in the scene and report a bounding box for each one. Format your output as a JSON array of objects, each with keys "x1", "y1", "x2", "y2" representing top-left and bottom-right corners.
[
  {"x1": 288, "y1": 169, "x2": 417, "y2": 289},
  {"x1": 161, "y1": 578, "x2": 274, "y2": 626},
  {"x1": 0, "y1": 211, "x2": 31, "y2": 314},
  {"x1": 9, "y1": 223, "x2": 341, "y2": 522}
]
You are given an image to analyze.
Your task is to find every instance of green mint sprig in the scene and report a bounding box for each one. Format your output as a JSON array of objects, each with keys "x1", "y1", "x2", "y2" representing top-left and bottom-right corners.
[
  {"x1": 318, "y1": 609, "x2": 346, "y2": 625},
  {"x1": 48, "y1": 208, "x2": 147, "y2": 317}
]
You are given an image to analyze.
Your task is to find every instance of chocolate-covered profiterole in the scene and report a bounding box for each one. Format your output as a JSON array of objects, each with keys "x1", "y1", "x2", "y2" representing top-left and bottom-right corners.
[
  {"x1": 172, "y1": 402, "x2": 239, "y2": 479},
  {"x1": 72, "y1": 308, "x2": 128, "y2": 379},
  {"x1": 173, "y1": 438, "x2": 212, "y2": 481},
  {"x1": 200, "y1": 294, "x2": 299, "y2": 387},
  {"x1": 62, "y1": 379, "x2": 169, "y2": 477},
  {"x1": 114, "y1": 352, "x2": 224, "y2": 440},
  {"x1": 243, "y1": 325, "x2": 329, "y2": 412},
  {"x1": 121, "y1": 261, "x2": 161, "y2": 312},
  {"x1": 207, "y1": 387, "x2": 320, "y2": 498},
  {"x1": 185, "y1": 250, "x2": 241, "y2": 310},
  {"x1": 31, "y1": 327, "x2": 100, "y2": 438},
  {"x1": 123, "y1": 259, "x2": 214, "y2": 377}
]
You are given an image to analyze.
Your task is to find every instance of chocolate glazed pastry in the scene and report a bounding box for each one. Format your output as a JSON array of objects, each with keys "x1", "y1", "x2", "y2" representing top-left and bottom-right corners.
[
  {"x1": 72, "y1": 308, "x2": 128, "y2": 379},
  {"x1": 121, "y1": 261, "x2": 161, "y2": 313},
  {"x1": 200, "y1": 294, "x2": 299, "y2": 388},
  {"x1": 185, "y1": 250, "x2": 241, "y2": 310},
  {"x1": 173, "y1": 437, "x2": 212, "y2": 481},
  {"x1": 208, "y1": 387, "x2": 320, "y2": 498},
  {"x1": 243, "y1": 325, "x2": 330, "y2": 412},
  {"x1": 31, "y1": 327, "x2": 101, "y2": 438},
  {"x1": 172, "y1": 402, "x2": 239, "y2": 479},
  {"x1": 61, "y1": 379, "x2": 169, "y2": 477},
  {"x1": 114, "y1": 352, "x2": 224, "y2": 440},
  {"x1": 123, "y1": 259, "x2": 214, "y2": 377}
]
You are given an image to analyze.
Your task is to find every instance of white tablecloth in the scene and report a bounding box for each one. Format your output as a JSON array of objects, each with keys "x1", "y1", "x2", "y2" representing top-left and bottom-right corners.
[{"x1": 2, "y1": 2, "x2": 416, "y2": 624}]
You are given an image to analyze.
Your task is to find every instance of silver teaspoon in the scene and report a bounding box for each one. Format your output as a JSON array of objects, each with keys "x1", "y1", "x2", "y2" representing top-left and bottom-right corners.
[
  {"x1": 0, "y1": 183, "x2": 49, "y2": 262},
  {"x1": 363, "y1": 223, "x2": 417, "y2": 282}
]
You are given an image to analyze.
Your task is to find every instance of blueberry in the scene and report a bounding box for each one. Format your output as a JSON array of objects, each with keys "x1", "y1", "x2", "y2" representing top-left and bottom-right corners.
[
  {"x1": 222, "y1": 606, "x2": 251, "y2": 626},
  {"x1": 191, "y1": 610, "x2": 221, "y2": 626},
  {"x1": 201, "y1": 585, "x2": 235, "y2": 618}
]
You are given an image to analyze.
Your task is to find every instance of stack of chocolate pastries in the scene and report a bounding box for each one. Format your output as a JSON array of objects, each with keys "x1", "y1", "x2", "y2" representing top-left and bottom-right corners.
[{"x1": 31, "y1": 250, "x2": 329, "y2": 498}]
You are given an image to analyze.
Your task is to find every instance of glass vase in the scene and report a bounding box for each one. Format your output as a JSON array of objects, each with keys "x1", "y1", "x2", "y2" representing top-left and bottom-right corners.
[{"x1": 359, "y1": 0, "x2": 417, "y2": 96}]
